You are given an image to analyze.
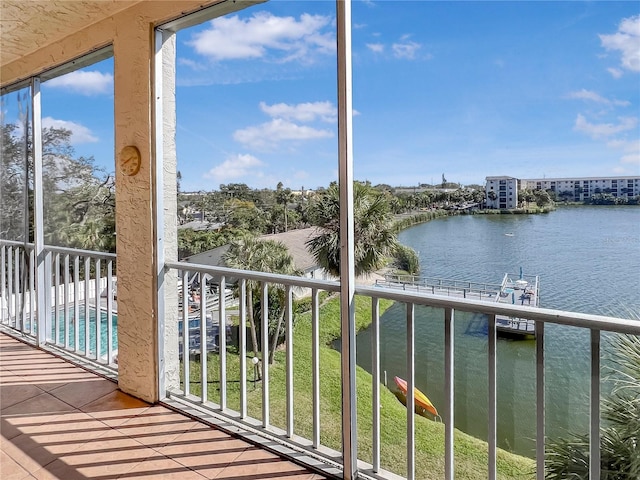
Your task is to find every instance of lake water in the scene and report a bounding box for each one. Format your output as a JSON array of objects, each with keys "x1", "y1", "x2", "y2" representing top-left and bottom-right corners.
[{"x1": 355, "y1": 206, "x2": 640, "y2": 457}]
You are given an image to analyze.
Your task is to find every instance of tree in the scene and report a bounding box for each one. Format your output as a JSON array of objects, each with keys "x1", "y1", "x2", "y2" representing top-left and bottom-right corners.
[
  {"x1": 533, "y1": 189, "x2": 553, "y2": 208},
  {"x1": 487, "y1": 190, "x2": 498, "y2": 205},
  {"x1": 393, "y1": 244, "x2": 420, "y2": 275},
  {"x1": 1, "y1": 122, "x2": 30, "y2": 241},
  {"x1": 223, "y1": 236, "x2": 300, "y2": 364},
  {"x1": 1, "y1": 121, "x2": 115, "y2": 251},
  {"x1": 226, "y1": 199, "x2": 267, "y2": 233},
  {"x1": 275, "y1": 182, "x2": 294, "y2": 232},
  {"x1": 306, "y1": 182, "x2": 398, "y2": 277}
]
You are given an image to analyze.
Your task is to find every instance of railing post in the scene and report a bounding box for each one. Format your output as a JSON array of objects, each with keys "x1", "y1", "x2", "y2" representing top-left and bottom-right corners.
[
  {"x1": 32, "y1": 77, "x2": 47, "y2": 346},
  {"x1": 199, "y1": 278, "x2": 207, "y2": 403},
  {"x1": 336, "y1": 0, "x2": 357, "y2": 477},
  {"x1": 406, "y1": 303, "x2": 415, "y2": 480},
  {"x1": 239, "y1": 278, "x2": 247, "y2": 419},
  {"x1": 261, "y1": 282, "x2": 270, "y2": 428},
  {"x1": 1, "y1": 245, "x2": 5, "y2": 325},
  {"x1": 445, "y1": 307, "x2": 454, "y2": 480},
  {"x1": 488, "y1": 313, "x2": 497, "y2": 480},
  {"x1": 219, "y1": 276, "x2": 226, "y2": 410},
  {"x1": 285, "y1": 284, "x2": 294, "y2": 438},
  {"x1": 590, "y1": 329, "x2": 600, "y2": 480},
  {"x1": 180, "y1": 271, "x2": 189, "y2": 394},
  {"x1": 372, "y1": 297, "x2": 381, "y2": 473},
  {"x1": 536, "y1": 321, "x2": 545, "y2": 480},
  {"x1": 312, "y1": 288, "x2": 321, "y2": 448}
]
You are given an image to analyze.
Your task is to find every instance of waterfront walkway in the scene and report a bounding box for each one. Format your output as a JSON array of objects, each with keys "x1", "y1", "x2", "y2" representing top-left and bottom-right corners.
[{"x1": 375, "y1": 272, "x2": 540, "y2": 336}]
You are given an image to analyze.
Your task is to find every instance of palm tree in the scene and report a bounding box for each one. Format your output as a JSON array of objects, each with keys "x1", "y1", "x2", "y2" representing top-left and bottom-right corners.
[
  {"x1": 223, "y1": 235, "x2": 300, "y2": 363},
  {"x1": 275, "y1": 182, "x2": 295, "y2": 232},
  {"x1": 306, "y1": 181, "x2": 398, "y2": 277}
]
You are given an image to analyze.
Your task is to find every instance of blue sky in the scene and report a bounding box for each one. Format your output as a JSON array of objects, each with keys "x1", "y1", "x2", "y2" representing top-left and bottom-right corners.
[{"x1": 29, "y1": 1, "x2": 640, "y2": 191}]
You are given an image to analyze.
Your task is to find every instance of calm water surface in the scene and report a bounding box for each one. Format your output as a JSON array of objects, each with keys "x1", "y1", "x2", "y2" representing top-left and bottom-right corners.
[{"x1": 355, "y1": 206, "x2": 640, "y2": 457}]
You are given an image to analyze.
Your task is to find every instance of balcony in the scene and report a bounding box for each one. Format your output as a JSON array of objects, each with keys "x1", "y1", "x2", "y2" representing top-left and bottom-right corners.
[
  {"x1": 0, "y1": 332, "x2": 327, "y2": 480},
  {"x1": 2, "y1": 240, "x2": 639, "y2": 479},
  {"x1": 2, "y1": 1, "x2": 639, "y2": 479}
]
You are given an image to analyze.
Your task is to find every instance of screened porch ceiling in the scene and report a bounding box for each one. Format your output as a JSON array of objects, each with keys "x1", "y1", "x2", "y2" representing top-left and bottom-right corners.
[{"x1": 0, "y1": 0, "x2": 141, "y2": 68}]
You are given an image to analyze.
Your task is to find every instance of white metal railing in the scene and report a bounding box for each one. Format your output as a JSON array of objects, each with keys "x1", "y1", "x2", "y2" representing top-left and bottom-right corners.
[
  {"x1": 163, "y1": 260, "x2": 640, "y2": 480},
  {"x1": 0, "y1": 240, "x2": 118, "y2": 367},
  {"x1": 3, "y1": 240, "x2": 639, "y2": 478}
]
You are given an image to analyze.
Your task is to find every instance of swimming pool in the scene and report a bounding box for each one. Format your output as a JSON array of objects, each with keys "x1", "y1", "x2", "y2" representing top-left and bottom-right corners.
[{"x1": 51, "y1": 306, "x2": 118, "y2": 359}]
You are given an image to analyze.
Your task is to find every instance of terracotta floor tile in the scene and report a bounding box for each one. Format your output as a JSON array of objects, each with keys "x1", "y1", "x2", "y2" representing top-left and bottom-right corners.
[
  {"x1": 1, "y1": 433, "x2": 59, "y2": 473},
  {"x1": 80, "y1": 390, "x2": 150, "y2": 425},
  {"x1": 0, "y1": 450, "x2": 32, "y2": 480},
  {"x1": 116, "y1": 455, "x2": 208, "y2": 479},
  {"x1": 157, "y1": 425, "x2": 245, "y2": 455},
  {"x1": 31, "y1": 459, "x2": 89, "y2": 480},
  {"x1": 214, "y1": 447, "x2": 313, "y2": 479},
  {"x1": 52, "y1": 435, "x2": 158, "y2": 479},
  {"x1": 16, "y1": 413, "x2": 113, "y2": 451},
  {"x1": 48, "y1": 378, "x2": 117, "y2": 408},
  {"x1": 156, "y1": 427, "x2": 250, "y2": 478},
  {"x1": 1, "y1": 392, "x2": 75, "y2": 418},
  {"x1": 114, "y1": 406, "x2": 199, "y2": 448},
  {"x1": 0, "y1": 384, "x2": 45, "y2": 411},
  {"x1": 0, "y1": 418, "x2": 25, "y2": 440},
  {"x1": 0, "y1": 333, "x2": 326, "y2": 480}
]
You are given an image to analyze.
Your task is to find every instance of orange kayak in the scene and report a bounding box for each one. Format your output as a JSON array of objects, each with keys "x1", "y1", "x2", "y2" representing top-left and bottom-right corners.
[{"x1": 394, "y1": 376, "x2": 439, "y2": 417}]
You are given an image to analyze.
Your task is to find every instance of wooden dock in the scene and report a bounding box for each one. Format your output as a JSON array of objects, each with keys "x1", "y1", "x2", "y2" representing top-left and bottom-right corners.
[{"x1": 375, "y1": 272, "x2": 540, "y2": 338}]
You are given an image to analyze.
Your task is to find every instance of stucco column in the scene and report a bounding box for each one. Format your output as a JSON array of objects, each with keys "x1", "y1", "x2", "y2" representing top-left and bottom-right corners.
[
  {"x1": 159, "y1": 32, "x2": 180, "y2": 392},
  {"x1": 114, "y1": 15, "x2": 158, "y2": 402}
]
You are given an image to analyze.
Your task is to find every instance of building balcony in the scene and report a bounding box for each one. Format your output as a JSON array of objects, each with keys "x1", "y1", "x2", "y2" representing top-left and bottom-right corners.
[
  {"x1": 0, "y1": 332, "x2": 327, "y2": 480},
  {"x1": 2, "y1": 241, "x2": 639, "y2": 479},
  {"x1": 2, "y1": 1, "x2": 639, "y2": 478}
]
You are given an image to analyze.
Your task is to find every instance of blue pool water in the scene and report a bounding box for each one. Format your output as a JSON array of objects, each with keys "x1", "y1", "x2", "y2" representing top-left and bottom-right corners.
[{"x1": 51, "y1": 306, "x2": 118, "y2": 358}]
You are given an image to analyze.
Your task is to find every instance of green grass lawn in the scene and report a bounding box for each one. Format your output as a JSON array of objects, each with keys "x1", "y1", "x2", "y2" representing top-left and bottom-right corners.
[{"x1": 183, "y1": 294, "x2": 534, "y2": 479}]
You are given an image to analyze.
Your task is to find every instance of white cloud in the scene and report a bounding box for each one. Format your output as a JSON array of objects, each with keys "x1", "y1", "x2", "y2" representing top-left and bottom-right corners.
[
  {"x1": 187, "y1": 12, "x2": 334, "y2": 63},
  {"x1": 620, "y1": 152, "x2": 640, "y2": 165},
  {"x1": 45, "y1": 70, "x2": 113, "y2": 95},
  {"x1": 178, "y1": 58, "x2": 207, "y2": 71},
  {"x1": 599, "y1": 15, "x2": 640, "y2": 72},
  {"x1": 233, "y1": 118, "x2": 333, "y2": 150},
  {"x1": 609, "y1": 138, "x2": 640, "y2": 166},
  {"x1": 574, "y1": 114, "x2": 637, "y2": 139},
  {"x1": 205, "y1": 154, "x2": 264, "y2": 181},
  {"x1": 42, "y1": 117, "x2": 98, "y2": 143},
  {"x1": 259, "y1": 101, "x2": 337, "y2": 123},
  {"x1": 566, "y1": 89, "x2": 630, "y2": 107},
  {"x1": 366, "y1": 43, "x2": 384, "y2": 53},
  {"x1": 392, "y1": 40, "x2": 422, "y2": 60},
  {"x1": 607, "y1": 67, "x2": 623, "y2": 79}
]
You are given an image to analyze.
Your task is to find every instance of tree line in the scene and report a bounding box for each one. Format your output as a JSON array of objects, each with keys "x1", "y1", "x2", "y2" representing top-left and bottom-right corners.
[{"x1": 1, "y1": 123, "x2": 115, "y2": 252}]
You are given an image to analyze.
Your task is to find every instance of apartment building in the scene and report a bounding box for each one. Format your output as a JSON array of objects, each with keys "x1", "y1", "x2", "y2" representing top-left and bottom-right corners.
[
  {"x1": 485, "y1": 176, "x2": 519, "y2": 209},
  {"x1": 486, "y1": 175, "x2": 640, "y2": 206},
  {"x1": 520, "y1": 176, "x2": 640, "y2": 202}
]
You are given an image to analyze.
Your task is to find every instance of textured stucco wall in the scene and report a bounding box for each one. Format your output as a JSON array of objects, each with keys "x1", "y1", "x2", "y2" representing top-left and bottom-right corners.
[
  {"x1": 112, "y1": 7, "x2": 158, "y2": 403},
  {"x1": 161, "y1": 33, "x2": 180, "y2": 391},
  {"x1": 1, "y1": 1, "x2": 224, "y2": 403}
]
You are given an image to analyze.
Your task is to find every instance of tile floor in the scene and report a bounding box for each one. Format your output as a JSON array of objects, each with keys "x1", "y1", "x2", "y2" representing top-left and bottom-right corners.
[{"x1": 0, "y1": 333, "x2": 327, "y2": 479}]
